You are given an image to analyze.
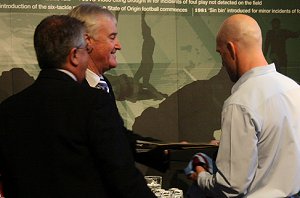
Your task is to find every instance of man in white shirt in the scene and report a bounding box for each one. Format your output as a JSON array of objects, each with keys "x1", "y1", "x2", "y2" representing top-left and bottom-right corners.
[{"x1": 191, "y1": 14, "x2": 300, "y2": 197}]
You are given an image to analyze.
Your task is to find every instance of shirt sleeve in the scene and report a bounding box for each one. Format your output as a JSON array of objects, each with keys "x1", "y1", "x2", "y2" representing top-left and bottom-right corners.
[{"x1": 197, "y1": 104, "x2": 259, "y2": 197}]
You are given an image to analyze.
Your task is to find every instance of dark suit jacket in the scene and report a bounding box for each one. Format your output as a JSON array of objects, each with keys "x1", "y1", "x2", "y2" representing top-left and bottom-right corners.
[
  {"x1": 0, "y1": 69, "x2": 155, "y2": 198},
  {"x1": 83, "y1": 77, "x2": 169, "y2": 172}
]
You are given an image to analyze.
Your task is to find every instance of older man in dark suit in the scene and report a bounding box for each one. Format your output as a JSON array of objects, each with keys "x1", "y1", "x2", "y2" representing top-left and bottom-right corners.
[
  {"x1": 68, "y1": 3, "x2": 169, "y2": 173},
  {"x1": 0, "y1": 15, "x2": 155, "y2": 198}
]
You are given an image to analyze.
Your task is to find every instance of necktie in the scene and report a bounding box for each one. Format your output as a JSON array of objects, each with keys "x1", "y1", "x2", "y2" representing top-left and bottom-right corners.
[{"x1": 95, "y1": 78, "x2": 109, "y2": 93}]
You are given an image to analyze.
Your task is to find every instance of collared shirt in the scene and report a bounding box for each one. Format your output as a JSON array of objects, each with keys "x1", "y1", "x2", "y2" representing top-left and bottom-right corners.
[
  {"x1": 197, "y1": 64, "x2": 300, "y2": 197},
  {"x1": 57, "y1": 69, "x2": 77, "y2": 81},
  {"x1": 85, "y1": 69, "x2": 109, "y2": 93},
  {"x1": 85, "y1": 69, "x2": 100, "y2": 87}
]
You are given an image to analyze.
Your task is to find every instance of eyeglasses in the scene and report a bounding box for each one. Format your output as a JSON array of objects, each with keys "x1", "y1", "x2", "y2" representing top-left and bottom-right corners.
[{"x1": 76, "y1": 44, "x2": 93, "y2": 54}]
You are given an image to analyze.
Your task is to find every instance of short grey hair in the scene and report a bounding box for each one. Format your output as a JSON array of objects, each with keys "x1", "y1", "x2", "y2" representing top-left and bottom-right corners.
[{"x1": 68, "y1": 3, "x2": 115, "y2": 39}]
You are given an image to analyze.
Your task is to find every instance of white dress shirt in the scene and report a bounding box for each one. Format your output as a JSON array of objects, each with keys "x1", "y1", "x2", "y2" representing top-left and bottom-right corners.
[
  {"x1": 197, "y1": 64, "x2": 300, "y2": 197},
  {"x1": 85, "y1": 69, "x2": 110, "y2": 93},
  {"x1": 85, "y1": 69, "x2": 100, "y2": 87}
]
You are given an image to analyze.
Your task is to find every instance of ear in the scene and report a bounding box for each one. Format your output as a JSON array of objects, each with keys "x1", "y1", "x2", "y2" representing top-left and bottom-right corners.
[
  {"x1": 85, "y1": 33, "x2": 93, "y2": 47},
  {"x1": 85, "y1": 34, "x2": 93, "y2": 53},
  {"x1": 69, "y1": 48, "x2": 79, "y2": 67},
  {"x1": 226, "y1": 42, "x2": 236, "y2": 60}
]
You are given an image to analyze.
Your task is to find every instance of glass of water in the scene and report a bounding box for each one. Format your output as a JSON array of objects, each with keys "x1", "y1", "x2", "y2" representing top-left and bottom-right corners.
[
  {"x1": 144, "y1": 176, "x2": 162, "y2": 192},
  {"x1": 169, "y1": 188, "x2": 183, "y2": 198}
]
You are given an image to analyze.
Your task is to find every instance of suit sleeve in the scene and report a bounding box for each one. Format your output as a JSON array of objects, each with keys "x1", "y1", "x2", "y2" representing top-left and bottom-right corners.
[
  {"x1": 104, "y1": 76, "x2": 169, "y2": 172},
  {"x1": 87, "y1": 93, "x2": 156, "y2": 198}
]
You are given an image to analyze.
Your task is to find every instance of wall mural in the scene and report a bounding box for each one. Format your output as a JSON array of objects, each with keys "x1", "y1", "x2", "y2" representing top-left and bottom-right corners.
[{"x1": 0, "y1": 0, "x2": 299, "y2": 143}]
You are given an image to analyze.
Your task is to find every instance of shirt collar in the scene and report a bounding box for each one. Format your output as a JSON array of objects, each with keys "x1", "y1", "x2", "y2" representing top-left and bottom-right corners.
[
  {"x1": 56, "y1": 69, "x2": 77, "y2": 81},
  {"x1": 85, "y1": 69, "x2": 103, "y2": 87},
  {"x1": 231, "y1": 63, "x2": 276, "y2": 94}
]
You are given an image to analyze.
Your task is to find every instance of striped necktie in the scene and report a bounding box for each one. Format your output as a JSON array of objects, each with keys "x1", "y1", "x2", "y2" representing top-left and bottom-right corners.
[{"x1": 95, "y1": 78, "x2": 109, "y2": 93}]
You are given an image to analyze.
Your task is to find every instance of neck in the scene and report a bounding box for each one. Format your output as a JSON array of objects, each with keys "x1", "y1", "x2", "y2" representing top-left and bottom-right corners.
[
  {"x1": 87, "y1": 65, "x2": 103, "y2": 77},
  {"x1": 238, "y1": 49, "x2": 268, "y2": 76},
  {"x1": 88, "y1": 54, "x2": 103, "y2": 76}
]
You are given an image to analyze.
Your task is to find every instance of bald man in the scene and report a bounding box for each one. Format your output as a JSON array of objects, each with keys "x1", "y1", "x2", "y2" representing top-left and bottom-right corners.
[{"x1": 191, "y1": 14, "x2": 300, "y2": 197}]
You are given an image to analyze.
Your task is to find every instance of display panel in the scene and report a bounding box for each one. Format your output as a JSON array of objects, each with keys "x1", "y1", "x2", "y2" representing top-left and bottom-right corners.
[{"x1": 1, "y1": 0, "x2": 299, "y2": 142}]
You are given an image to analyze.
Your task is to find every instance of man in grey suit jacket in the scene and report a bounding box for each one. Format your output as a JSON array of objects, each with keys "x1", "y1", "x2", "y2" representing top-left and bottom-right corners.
[{"x1": 0, "y1": 15, "x2": 155, "y2": 198}]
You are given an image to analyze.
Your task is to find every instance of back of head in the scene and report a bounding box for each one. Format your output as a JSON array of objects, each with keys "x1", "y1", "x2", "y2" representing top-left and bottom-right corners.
[
  {"x1": 216, "y1": 14, "x2": 268, "y2": 81},
  {"x1": 68, "y1": 3, "x2": 115, "y2": 39},
  {"x1": 34, "y1": 15, "x2": 86, "y2": 69},
  {"x1": 217, "y1": 14, "x2": 263, "y2": 53}
]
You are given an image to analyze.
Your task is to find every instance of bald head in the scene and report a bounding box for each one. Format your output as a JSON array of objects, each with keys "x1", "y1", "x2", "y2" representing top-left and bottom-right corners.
[
  {"x1": 217, "y1": 14, "x2": 262, "y2": 51},
  {"x1": 216, "y1": 14, "x2": 268, "y2": 82}
]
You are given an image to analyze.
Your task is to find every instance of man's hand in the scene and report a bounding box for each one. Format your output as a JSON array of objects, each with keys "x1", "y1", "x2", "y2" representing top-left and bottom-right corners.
[
  {"x1": 187, "y1": 165, "x2": 207, "y2": 181},
  {"x1": 195, "y1": 165, "x2": 206, "y2": 173},
  {"x1": 209, "y1": 139, "x2": 220, "y2": 146}
]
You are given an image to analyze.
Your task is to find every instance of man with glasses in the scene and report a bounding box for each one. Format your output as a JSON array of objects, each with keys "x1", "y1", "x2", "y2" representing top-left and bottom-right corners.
[{"x1": 0, "y1": 15, "x2": 155, "y2": 198}]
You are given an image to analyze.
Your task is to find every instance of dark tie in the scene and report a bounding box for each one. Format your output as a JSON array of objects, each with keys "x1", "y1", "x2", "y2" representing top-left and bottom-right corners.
[{"x1": 95, "y1": 78, "x2": 109, "y2": 93}]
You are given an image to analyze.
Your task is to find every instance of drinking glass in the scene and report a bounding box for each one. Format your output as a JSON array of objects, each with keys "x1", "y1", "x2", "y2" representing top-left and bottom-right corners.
[{"x1": 144, "y1": 176, "x2": 162, "y2": 192}]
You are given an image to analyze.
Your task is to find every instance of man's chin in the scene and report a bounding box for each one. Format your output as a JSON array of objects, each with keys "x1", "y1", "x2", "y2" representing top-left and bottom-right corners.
[{"x1": 109, "y1": 63, "x2": 118, "y2": 69}]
